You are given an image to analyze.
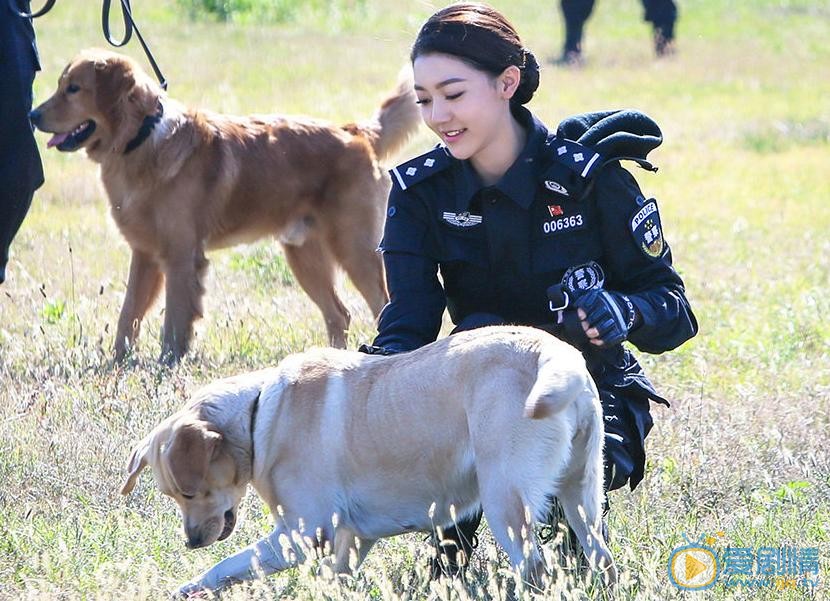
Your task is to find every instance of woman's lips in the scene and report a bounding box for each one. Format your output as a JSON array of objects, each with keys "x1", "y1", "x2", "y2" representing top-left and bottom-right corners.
[{"x1": 442, "y1": 128, "x2": 466, "y2": 143}]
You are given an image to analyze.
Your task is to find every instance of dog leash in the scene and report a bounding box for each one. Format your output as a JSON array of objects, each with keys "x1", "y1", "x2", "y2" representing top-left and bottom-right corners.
[
  {"x1": 8, "y1": 0, "x2": 55, "y2": 18},
  {"x1": 101, "y1": 0, "x2": 168, "y2": 90},
  {"x1": 10, "y1": 0, "x2": 169, "y2": 90}
]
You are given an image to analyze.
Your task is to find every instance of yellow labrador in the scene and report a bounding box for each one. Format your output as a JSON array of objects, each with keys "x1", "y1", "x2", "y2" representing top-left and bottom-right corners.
[{"x1": 121, "y1": 326, "x2": 616, "y2": 594}]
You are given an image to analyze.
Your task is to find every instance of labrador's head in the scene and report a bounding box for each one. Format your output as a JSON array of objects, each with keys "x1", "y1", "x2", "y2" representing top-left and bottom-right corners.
[
  {"x1": 121, "y1": 415, "x2": 248, "y2": 549},
  {"x1": 31, "y1": 49, "x2": 160, "y2": 160}
]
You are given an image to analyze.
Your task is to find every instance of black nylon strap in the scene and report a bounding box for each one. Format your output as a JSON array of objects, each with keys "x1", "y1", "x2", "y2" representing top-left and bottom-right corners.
[
  {"x1": 102, "y1": 0, "x2": 168, "y2": 90},
  {"x1": 8, "y1": 0, "x2": 56, "y2": 18},
  {"x1": 11, "y1": 1, "x2": 168, "y2": 90},
  {"x1": 123, "y1": 103, "x2": 163, "y2": 155}
]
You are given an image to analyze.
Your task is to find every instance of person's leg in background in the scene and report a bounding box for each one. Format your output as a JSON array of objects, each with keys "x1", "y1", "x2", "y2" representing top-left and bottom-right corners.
[
  {"x1": 642, "y1": 0, "x2": 678, "y2": 56},
  {"x1": 0, "y1": 6, "x2": 45, "y2": 284},
  {"x1": 557, "y1": 0, "x2": 596, "y2": 66}
]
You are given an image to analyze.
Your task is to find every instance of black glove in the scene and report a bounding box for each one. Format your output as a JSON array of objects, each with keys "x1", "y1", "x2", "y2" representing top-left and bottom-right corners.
[
  {"x1": 357, "y1": 343, "x2": 396, "y2": 356},
  {"x1": 573, "y1": 288, "x2": 639, "y2": 347}
]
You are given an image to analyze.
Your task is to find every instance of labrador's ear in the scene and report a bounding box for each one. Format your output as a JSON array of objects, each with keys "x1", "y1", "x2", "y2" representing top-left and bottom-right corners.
[
  {"x1": 163, "y1": 421, "x2": 223, "y2": 497},
  {"x1": 121, "y1": 437, "x2": 151, "y2": 495}
]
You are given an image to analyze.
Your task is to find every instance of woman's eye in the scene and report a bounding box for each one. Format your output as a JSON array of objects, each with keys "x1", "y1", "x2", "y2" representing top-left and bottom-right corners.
[
  {"x1": 66, "y1": 84, "x2": 80, "y2": 94},
  {"x1": 181, "y1": 493, "x2": 195, "y2": 500},
  {"x1": 446, "y1": 92, "x2": 464, "y2": 101},
  {"x1": 415, "y1": 98, "x2": 431, "y2": 105}
]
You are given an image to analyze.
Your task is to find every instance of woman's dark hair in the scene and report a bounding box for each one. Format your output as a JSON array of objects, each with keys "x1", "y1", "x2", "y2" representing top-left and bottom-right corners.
[{"x1": 410, "y1": 2, "x2": 540, "y2": 106}]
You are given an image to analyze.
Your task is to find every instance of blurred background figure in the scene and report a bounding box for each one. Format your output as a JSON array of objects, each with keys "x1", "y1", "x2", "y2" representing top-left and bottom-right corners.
[
  {"x1": 557, "y1": 0, "x2": 678, "y2": 66},
  {"x1": 1, "y1": 1, "x2": 45, "y2": 284}
]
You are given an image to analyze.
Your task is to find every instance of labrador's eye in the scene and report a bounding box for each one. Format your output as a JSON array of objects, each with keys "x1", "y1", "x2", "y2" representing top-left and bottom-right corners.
[
  {"x1": 181, "y1": 493, "x2": 195, "y2": 500},
  {"x1": 66, "y1": 84, "x2": 80, "y2": 94}
]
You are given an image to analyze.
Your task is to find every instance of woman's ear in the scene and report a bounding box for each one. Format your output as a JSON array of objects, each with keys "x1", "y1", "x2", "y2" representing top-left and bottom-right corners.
[{"x1": 498, "y1": 65, "x2": 522, "y2": 100}]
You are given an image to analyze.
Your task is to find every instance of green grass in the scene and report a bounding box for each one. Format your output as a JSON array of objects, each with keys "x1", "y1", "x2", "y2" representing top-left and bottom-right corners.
[{"x1": 1, "y1": 0, "x2": 829, "y2": 599}]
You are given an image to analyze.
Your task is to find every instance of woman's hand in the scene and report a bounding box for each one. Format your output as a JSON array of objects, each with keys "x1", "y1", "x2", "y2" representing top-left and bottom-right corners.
[{"x1": 574, "y1": 289, "x2": 640, "y2": 347}]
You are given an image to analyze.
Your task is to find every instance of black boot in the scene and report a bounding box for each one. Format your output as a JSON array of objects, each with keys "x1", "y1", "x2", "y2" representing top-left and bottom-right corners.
[{"x1": 428, "y1": 513, "x2": 481, "y2": 580}]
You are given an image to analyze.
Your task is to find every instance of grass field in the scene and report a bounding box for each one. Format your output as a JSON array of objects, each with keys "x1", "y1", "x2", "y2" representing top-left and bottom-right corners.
[{"x1": 1, "y1": 0, "x2": 829, "y2": 599}]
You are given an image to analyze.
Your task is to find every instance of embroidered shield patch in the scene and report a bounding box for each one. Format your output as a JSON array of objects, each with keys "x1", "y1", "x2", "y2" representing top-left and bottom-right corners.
[
  {"x1": 630, "y1": 199, "x2": 664, "y2": 258},
  {"x1": 561, "y1": 261, "x2": 605, "y2": 294}
]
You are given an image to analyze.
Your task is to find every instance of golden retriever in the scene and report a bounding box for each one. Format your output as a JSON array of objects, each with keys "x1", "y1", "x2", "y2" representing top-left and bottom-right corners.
[
  {"x1": 31, "y1": 49, "x2": 419, "y2": 362},
  {"x1": 120, "y1": 326, "x2": 616, "y2": 595}
]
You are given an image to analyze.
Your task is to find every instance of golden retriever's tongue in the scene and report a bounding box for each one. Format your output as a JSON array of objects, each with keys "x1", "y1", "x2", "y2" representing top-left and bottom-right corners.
[{"x1": 47, "y1": 132, "x2": 70, "y2": 148}]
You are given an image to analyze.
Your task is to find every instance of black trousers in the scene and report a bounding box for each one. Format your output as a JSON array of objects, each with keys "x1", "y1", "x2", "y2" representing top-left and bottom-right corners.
[
  {"x1": 560, "y1": 0, "x2": 678, "y2": 53},
  {"x1": 1, "y1": 4, "x2": 44, "y2": 282},
  {"x1": 433, "y1": 313, "x2": 652, "y2": 561}
]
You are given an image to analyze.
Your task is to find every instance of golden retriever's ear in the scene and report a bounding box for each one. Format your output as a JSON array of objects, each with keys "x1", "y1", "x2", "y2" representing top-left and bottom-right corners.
[
  {"x1": 164, "y1": 421, "x2": 223, "y2": 497},
  {"x1": 121, "y1": 438, "x2": 151, "y2": 495},
  {"x1": 95, "y1": 55, "x2": 160, "y2": 153}
]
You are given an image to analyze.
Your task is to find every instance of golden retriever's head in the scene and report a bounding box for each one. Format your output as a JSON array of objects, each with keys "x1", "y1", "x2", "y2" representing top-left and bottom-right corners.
[
  {"x1": 121, "y1": 415, "x2": 248, "y2": 549},
  {"x1": 31, "y1": 49, "x2": 160, "y2": 160}
]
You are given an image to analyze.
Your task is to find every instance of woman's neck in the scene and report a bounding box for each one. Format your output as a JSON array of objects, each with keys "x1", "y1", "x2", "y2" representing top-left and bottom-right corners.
[{"x1": 470, "y1": 110, "x2": 527, "y2": 186}]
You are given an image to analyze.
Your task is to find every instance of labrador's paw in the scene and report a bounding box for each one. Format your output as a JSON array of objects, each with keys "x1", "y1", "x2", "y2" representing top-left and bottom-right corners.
[{"x1": 173, "y1": 581, "x2": 209, "y2": 599}]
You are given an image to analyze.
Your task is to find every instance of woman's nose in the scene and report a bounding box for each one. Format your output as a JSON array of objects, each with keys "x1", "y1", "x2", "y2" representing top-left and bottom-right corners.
[{"x1": 429, "y1": 100, "x2": 451, "y2": 125}]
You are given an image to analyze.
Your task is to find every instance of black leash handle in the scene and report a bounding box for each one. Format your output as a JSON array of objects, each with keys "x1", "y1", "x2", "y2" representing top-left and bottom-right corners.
[
  {"x1": 10, "y1": 0, "x2": 168, "y2": 91},
  {"x1": 102, "y1": 0, "x2": 168, "y2": 90},
  {"x1": 8, "y1": 0, "x2": 56, "y2": 18}
]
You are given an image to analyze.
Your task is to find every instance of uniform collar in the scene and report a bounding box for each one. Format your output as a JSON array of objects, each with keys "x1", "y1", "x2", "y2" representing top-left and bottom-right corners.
[{"x1": 453, "y1": 106, "x2": 548, "y2": 212}]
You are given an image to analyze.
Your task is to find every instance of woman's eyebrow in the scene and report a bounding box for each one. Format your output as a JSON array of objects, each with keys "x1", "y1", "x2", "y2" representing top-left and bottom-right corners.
[{"x1": 414, "y1": 77, "x2": 467, "y2": 91}]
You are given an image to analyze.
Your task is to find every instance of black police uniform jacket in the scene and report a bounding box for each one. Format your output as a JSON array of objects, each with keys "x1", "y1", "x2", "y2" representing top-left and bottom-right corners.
[
  {"x1": 1, "y1": 2, "x2": 44, "y2": 265},
  {"x1": 373, "y1": 105, "x2": 698, "y2": 490}
]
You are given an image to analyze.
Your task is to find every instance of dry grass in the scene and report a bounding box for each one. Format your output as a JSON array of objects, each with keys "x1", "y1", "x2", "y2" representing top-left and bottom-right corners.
[{"x1": 1, "y1": 0, "x2": 828, "y2": 599}]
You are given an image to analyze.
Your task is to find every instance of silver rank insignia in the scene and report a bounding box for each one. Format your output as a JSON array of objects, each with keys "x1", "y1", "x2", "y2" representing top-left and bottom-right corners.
[
  {"x1": 442, "y1": 211, "x2": 483, "y2": 227},
  {"x1": 544, "y1": 180, "x2": 569, "y2": 196},
  {"x1": 630, "y1": 199, "x2": 664, "y2": 258},
  {"x1": 390, "y1": 146, "x2": 451, "y2": 191}
]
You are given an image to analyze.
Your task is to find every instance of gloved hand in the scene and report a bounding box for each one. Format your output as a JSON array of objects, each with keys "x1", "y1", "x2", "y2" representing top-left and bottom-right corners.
[
  {"x1": 573, "y1": 288, "x2": 639, "y2": 347},
  {"x1": 357, "y1": 343, "x2": 396, "y2": 356}
]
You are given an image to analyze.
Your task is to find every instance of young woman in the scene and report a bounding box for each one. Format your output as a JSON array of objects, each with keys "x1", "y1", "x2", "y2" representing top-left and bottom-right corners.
[{"x1": 361, "y1": 2, "x2": 697, "y2": 577}]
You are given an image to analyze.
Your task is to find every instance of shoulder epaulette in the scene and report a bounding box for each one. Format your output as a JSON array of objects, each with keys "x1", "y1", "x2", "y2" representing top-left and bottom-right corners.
[
  {"x1": 543, "y1": 136, "x2": 605, "y2": 179},
  {"x1": 390, "y1": 146, "x2": 452, "y2": 191}
]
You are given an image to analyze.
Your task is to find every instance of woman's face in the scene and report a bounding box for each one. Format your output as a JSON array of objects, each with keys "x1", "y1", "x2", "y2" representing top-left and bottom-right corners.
[{"x1": 413, "y1": 53, "x2": 512, "y2": 162}]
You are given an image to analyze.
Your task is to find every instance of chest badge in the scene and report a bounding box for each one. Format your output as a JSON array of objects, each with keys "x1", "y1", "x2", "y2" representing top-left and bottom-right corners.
[
  {"x1": 630, "y1": 199, "x2": 664, "y2": 258},
  {"x1": 442, "y1": 211, "x2": 483, "y2": 228},
  {"x1": 544, "y1": 180, "x2": 570, "y2": 196}
]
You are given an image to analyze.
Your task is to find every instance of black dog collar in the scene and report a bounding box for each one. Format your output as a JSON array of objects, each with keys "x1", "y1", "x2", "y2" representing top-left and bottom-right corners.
[{"x1": 124, "y1": 102, "x2": 163, "y2": 155}]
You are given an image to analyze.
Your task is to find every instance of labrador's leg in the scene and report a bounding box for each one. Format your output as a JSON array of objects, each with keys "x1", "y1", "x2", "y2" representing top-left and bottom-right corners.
[
  {"x1": 480, "y1": 484, "x2": 547, "y2": 591},
  {"x1": 555, "y1": 420, "x2": 617, "y2": 584},
  {"x1": 114, "y1": 250, "x2": 163, "y2": 361},
  {"x1": 282, "y1": 239, "x2": 350, "y2": 347},
  {"x1": 329, "y1": 527, "x2": 376, "y2": 575},
  {"x1": 177, "y1": 525, "x2": 300, "y2": 596}
]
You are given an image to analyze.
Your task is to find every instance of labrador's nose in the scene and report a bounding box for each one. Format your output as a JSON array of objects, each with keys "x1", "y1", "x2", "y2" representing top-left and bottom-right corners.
[{"x1": 185, "y1": 532, "x2": 204, "y2": 549}]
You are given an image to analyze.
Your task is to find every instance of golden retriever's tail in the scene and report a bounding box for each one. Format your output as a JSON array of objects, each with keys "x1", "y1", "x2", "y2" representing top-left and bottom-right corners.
[
  {"x1": 523, "y1": 344, "x2": 592, "y2": 420},
  {"x1": 350, "y1": 67, "x2": 420, "y2": 163}
]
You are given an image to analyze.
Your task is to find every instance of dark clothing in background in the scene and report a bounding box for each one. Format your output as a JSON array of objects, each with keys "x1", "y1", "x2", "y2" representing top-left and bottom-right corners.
[
  {"x1": 1, "y1": 1, "x2": 44, "y2": 282},
  {"x1": 561, "y1": 0, "x2": 596, "y2": 54},
  {"x1": 561, "y1": 0, "x2": 678, "y2": 54}
]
